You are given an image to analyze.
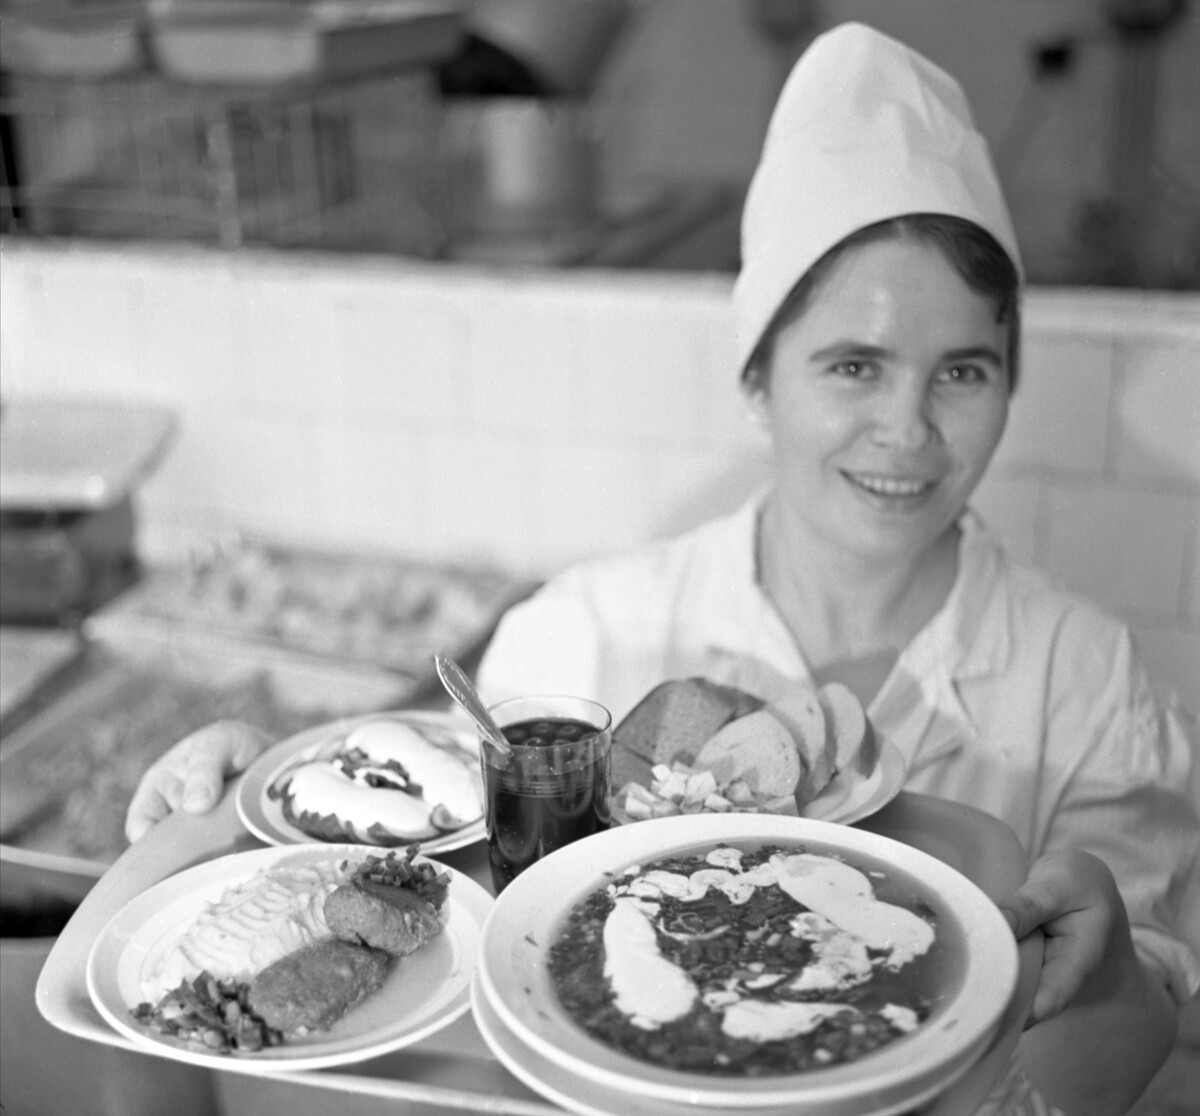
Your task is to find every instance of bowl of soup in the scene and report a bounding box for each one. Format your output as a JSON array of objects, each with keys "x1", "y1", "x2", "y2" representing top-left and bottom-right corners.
[{"x1": 471, "y1": 812, "x2": 1018, "y2": 1116}]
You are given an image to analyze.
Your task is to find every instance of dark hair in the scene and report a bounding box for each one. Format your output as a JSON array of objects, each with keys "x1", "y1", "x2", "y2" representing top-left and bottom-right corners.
[{"x1": 742, "y1": 214, "x2": 1022, "y2": 393}]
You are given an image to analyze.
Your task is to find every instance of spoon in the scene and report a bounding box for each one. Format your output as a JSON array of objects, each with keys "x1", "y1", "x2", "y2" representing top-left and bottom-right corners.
[{"x1": 434, "y1": 654, "x2": 513, "y2": 758}]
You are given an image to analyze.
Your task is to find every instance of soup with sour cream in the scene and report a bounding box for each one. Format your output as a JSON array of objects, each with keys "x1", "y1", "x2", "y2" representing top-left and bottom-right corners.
[{"x1": 548, "y1": 841, "x2": 962, "y2": 1076}]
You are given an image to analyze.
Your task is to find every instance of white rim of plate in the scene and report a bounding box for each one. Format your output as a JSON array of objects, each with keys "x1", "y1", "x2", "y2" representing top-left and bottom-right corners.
[
  {"x1": 86, "y1": 842, "x2": 492, "y2": 1072},
  {"x1": 471, "y1": 972, "x2": 935, "y2": 1116},
  {"x1": 475, "y1": 813, "x2": 1017, "y2": 1113},
  {"x1": 236, "y1": 710, "x2": 486, "y2": 855},
  {"x1": 793, "y1": 737, "x2": 906, "y2": 824}
]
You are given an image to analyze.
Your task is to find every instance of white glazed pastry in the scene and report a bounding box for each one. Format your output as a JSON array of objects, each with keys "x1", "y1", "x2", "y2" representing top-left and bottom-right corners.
[{"x1": 271, "y1": 719, "x2": 483, "y2": 844}]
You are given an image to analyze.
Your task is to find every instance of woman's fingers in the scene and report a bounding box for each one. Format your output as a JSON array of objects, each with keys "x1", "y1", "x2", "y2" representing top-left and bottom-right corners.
[
  {"x1": 124, "y1": 721, "x2": 270, "y2": 843},
  {"x1": 179, "y1": 721, "x2": 269, "y2": 811},
  {"x1": 998, "y1": 850, "x2": 1126, "y2": 1025},
  {"x1": 124, "y1": 778, "x2": 179, "y2": 844},
  {"x1": 1031, "y1": 908, "x2": 1111, "y2": 1022}
]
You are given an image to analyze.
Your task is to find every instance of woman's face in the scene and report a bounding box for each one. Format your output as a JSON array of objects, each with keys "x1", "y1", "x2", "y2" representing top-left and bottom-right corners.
[{"x1": 750, "y1": 237, "x2": 1011, "y2": 566}]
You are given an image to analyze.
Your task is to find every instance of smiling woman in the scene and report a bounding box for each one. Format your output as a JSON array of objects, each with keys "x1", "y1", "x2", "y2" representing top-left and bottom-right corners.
[
  {"x1": 121, "y1": 21, "x2": 1200, "y2": 1115},
  {"x1": 749, "y1": 233, "x2": 1013, "y2": 640},
  {"x1": 470, "y1": 23, "x2": 1199, "y2": 1116}
]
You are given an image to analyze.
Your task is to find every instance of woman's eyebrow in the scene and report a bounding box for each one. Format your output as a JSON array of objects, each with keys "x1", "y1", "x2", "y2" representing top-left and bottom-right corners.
[
  {"x1": 808, "y1": 342, "x2": 1005, "y2": 365},
  {"x1": 943, "y1": 345, "x2": 1005, "y2": 365},
  {"x1": 809, "y1": 341, "x2": 892, "y2": 361}
]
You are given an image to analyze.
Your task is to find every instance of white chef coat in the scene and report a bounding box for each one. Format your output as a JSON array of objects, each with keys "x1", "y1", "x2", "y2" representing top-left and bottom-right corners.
[{"x1": 477, "y1": 493, "x2": 1200, "y2": 1006}]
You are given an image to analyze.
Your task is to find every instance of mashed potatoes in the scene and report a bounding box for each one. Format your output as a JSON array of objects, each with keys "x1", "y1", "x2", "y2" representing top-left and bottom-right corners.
[{"x1": 144, "y1": 861, "x2": 345, "y2": 1002}]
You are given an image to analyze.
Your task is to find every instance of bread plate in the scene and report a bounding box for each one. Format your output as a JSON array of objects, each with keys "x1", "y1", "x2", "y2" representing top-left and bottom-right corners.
[
  {"x1": 609, "y1": 678, "x2": 901, "y2": 827},
  {"x1": 473, "y1": 813, "x2": 1018, "y2": 1116}
]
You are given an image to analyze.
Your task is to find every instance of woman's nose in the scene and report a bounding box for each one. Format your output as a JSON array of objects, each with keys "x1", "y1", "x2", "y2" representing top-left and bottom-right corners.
[{"x1": 870, "y1": 382, "x2": 938, "y2": 449}]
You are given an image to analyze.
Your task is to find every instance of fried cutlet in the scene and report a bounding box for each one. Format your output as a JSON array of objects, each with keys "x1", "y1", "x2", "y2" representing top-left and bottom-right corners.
[
  {"x1": 247, "y1": 939, "x2": 389, "y2": 1034},
  {"x1": 324, "y1": 878, "x2": 443, "y2": 956}
]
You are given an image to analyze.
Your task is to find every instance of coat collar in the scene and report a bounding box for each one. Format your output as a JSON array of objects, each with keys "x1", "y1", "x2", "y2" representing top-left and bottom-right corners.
[
  {"x1": 872, "y1": 510, "x2": 1016, "y2": 772},
  {"x1": 688, "y1": 495, "x2": 1018, "y2": 774}
]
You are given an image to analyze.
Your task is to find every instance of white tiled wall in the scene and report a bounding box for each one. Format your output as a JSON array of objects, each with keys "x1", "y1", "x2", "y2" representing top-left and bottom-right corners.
[{"x1": 1, "y1": 240, "x2": 1197, "y2": 701}]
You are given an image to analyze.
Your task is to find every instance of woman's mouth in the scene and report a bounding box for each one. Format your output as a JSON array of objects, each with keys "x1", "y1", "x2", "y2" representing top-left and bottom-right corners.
[{"x1": 844, "y1": 472, "x2": 934, "y2": 498}]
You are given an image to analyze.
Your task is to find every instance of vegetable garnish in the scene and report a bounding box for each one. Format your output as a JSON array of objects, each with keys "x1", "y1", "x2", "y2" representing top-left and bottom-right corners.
[
  {"x1": 133, "y1": 971, "x2": 282, "y2": 1055},
  {"x1": 347, "y1": 847, "x2": 451, "y2": 911}
]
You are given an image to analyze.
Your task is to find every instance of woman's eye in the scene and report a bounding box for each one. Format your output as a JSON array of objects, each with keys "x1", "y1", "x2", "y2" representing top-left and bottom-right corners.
[
  {"x1": 940, "y1": 364, "x2": 988, "y2": 385},
  {"x1": 830, "y1": 360, "x2": 873, "y2": 380}
]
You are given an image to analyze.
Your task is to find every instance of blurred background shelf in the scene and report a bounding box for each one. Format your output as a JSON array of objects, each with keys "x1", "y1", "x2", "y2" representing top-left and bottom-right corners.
[{"x1": 0, "y1": 67, "x2": 449, "y2": 252}]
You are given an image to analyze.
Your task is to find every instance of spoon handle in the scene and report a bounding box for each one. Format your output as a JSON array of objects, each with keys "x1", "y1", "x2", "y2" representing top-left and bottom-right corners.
[{"x1": 434, "y1": 654, "x2": 513, "y2": 756}]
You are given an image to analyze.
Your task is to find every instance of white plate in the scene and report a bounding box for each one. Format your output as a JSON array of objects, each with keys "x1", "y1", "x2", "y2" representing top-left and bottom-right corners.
[
  {"x1": 613, "y1": 739, "x2": 906, "y2": 828},
  {"x1": 86, "y1": 843, "x2": 492, "y2": 1073},
  {"x1": 474, "y1": 813, "x2": 1018, "y2": 1116},
  {"x1": 799, "y1": 738, "x2": 905, "y2": 825},
  {"x1": 237, "y1": 710, "x2": 486, "y2": 856}
]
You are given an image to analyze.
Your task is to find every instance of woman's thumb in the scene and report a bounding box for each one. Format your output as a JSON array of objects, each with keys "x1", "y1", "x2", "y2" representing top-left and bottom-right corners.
[{"x1": 998, "y1": 889, "x2": 1042, "y2": 939}]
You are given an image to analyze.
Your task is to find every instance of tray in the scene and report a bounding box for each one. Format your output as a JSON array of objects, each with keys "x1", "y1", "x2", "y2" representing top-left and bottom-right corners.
[
  {"x1": 94, "y1": 539, "x2": 537, "y2": 679},
  {"x1": 35, "y1": 791, "x2": 1042, "y2": 1115},
  {"x1": 0, "y1": 622, "x2": 416, "y2": 882},
  {"x1": 0, "y1": 625, "x2": 86, "y2": 733}
]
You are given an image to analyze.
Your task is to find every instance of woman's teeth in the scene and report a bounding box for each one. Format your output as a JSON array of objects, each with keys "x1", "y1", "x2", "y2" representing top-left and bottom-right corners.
[{"x1": 850, "y1": 474, "x2": 931, "y2": 497}]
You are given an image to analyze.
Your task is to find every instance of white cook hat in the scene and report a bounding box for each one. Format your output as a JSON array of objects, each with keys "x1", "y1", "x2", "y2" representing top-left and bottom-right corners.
[{"x1": 734, "y1": 21, "x2": 1022, "y2": 374}]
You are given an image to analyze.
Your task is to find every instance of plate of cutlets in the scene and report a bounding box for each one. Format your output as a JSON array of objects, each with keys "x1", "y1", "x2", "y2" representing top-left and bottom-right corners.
[{"x1": 86, "y1": 843, "x2": 491, "y2": 1071}]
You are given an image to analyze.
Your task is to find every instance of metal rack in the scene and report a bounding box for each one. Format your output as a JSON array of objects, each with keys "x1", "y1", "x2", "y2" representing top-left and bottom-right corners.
[{"x1": 0, "y1": 68, "x2": 448, "y2": 254}]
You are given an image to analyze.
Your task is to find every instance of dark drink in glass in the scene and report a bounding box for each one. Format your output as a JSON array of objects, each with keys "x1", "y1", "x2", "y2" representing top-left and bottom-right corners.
[{"x1": 481, "y1": 696, "x2": 612, "y2": 893}]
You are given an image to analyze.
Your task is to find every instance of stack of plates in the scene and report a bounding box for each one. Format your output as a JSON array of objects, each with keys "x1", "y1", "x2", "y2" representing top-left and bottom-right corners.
[{"x1": 470, "y1": 813, "x2": 1021, "y2": 1116}]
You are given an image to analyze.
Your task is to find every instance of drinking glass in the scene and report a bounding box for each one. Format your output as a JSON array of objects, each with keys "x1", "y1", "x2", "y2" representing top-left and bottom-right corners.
[{"x1": 480, "y1": 694, "x2": 612, "y2": 893}]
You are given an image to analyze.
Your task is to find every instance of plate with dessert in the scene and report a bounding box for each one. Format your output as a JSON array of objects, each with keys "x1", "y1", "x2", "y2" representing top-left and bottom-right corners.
[{"x1": 237, "y1": 711, "x2": 486, "y2": 855}]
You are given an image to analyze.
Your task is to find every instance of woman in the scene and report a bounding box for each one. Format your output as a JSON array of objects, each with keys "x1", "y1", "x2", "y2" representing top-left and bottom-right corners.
[{"x1": 126, "y1": 24, "x2": 1197, "y2": 1115}]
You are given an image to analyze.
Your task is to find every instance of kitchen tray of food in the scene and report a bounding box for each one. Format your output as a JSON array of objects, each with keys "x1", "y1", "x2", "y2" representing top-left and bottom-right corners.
[
  {"x1": 0, "y1": 621, "x2": 415, "y2": 881},
  {"x1": 92, "y1": 535, "x2": 538, "y2": 680}
]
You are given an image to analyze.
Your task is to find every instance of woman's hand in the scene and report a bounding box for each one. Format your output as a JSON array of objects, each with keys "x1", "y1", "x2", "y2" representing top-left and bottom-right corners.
[
  {"x1": 998, "y1": 849, "x2": 1140, "y2": 1026},
  {"x1": 1001, "y1": 850, "x2": 1179, "y2": 1113},
  {"x1": 124, "y1": 720, "x2": 271, "y2": 843}
]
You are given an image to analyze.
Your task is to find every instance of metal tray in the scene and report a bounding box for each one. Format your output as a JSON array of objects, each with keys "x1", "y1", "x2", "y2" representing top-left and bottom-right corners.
[{"x1": 0, "y1": 620, "x2": 416, "y2": 886}]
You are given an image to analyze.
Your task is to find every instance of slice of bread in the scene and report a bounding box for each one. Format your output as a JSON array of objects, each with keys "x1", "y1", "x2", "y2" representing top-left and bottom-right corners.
[
  {"x1": 766, "y1": 688, "x2": 836, "y2": 806},
  {"x1": 693, "y1": 709, "x2": 801, "y2": 799},
  {"x1": 614, "y1": 677, "x2": 762, "y2": 766},
  {"x1": 818, "y1": 681, "x2": 878, "y2": 777},
  {"x1": 610, "y1": 735, "x2": 654, "y2": 791}
]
